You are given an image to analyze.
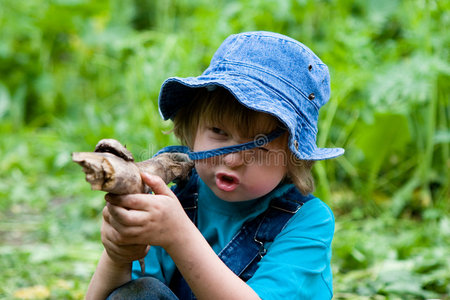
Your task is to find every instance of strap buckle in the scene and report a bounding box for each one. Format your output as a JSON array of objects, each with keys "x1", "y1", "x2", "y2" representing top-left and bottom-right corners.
[{"x1": 254, "y1": 237, "x2": 267, "y2": 258}]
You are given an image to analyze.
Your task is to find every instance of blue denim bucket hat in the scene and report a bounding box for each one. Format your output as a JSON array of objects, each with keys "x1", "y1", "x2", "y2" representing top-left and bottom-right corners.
[{"x1": 158, "y1": 31, "x2": 344, "y2": 160}]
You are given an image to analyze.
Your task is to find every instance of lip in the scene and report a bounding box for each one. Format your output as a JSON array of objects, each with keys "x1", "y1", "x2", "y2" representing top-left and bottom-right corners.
[{"x1": 215, "y1": 172, "x2": 240, "y2": 192}]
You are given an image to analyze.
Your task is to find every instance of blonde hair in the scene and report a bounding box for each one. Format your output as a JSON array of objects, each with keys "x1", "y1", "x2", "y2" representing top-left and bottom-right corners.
[{"x1": 172, "y1": 87, "x2": 315, "y2": 195}]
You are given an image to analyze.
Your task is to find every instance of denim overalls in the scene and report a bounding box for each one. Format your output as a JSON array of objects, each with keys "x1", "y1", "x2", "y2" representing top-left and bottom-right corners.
[{"x1": 168, "y1": 170, "x2": 312, "y2": 299}]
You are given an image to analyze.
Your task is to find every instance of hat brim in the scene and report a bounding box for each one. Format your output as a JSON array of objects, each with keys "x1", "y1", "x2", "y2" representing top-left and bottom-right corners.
[{"x1": 158, "y1": 75, "x2": 344, "y2": 161}]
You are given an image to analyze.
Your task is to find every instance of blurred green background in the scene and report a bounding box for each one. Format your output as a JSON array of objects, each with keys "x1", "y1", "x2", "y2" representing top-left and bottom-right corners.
[{"x1": 0, "y1": 0, "x2": 449, "y2": 299}]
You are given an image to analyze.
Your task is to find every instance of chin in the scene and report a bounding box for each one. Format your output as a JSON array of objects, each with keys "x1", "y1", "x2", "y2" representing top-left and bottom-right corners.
[{"x1": 214, "y1": 188, "x2": 256, "y2": 202}]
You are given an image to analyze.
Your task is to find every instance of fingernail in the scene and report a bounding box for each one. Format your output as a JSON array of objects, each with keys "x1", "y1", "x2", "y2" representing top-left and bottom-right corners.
[{"x1": 142, "y1": 172, "x2": 153, "y2": 179}]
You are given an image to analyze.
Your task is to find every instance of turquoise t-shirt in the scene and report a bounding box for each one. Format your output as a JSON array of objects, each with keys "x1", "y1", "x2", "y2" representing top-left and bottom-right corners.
[{"x1": 132, "y1": 177, "x2": 334, "y2": 299}]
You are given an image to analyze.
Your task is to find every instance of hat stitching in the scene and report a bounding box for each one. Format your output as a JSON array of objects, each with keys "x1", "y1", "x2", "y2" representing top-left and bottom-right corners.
[{"x1": 220, "y1": 34, "x2": 243, "y2": 61}]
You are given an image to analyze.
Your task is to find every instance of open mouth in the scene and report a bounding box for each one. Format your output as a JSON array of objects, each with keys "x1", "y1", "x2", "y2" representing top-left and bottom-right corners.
[{"x1": 215, "y1": 172, "x2": 240, "y2": 192}]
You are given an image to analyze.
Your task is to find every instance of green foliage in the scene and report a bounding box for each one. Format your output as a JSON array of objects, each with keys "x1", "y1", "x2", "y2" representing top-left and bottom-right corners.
[
  {"x1": 353, "y1": 112, "x2": 411, "y2": 202},
  {"x1": 0, "y1": 0, "x2": 449, "y2": 298},
  {"x1": 333, "y1": 215, "x2": 450, "y2": 299}
]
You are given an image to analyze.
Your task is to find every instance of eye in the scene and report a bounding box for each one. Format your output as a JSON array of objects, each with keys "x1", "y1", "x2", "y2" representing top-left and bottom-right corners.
[
  {"x1": 257, "y1": 147, "x2": 269, "y2": 152},
  {"x1": 210, "y1": 127, "x2": 227, "y2": 136}
]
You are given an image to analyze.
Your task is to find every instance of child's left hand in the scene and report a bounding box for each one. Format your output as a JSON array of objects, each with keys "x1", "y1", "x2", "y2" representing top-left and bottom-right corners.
[{"x1": 102, "y1": 172, "x2": 192, "y2": 253}]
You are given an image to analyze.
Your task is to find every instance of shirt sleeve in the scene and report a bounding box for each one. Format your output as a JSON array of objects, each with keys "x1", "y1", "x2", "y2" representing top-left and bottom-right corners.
[{"x1": 246, "y1": 198, "x2": 335, "y2": 300}]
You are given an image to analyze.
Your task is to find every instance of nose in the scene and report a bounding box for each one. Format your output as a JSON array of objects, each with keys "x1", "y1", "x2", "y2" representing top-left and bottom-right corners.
[{"x1": 222, "y1": 151, "x2": 244, "y2": 168}]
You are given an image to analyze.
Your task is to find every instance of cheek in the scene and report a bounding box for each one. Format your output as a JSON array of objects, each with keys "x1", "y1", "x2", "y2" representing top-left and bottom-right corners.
[
  {"x1": 194, "y1": 161, "x2": 208, "y2": 178},
  {"x1": 194, "y1": 156, "x2": 221, "y2": 179},
  {"x1": 247, "y1": 184, "x2": 275, "y2": 198},
  {"x1": 266, "y1": 149, "x2": 288, "y2": 166},
  {"x1": 246, "y1": 165, "x2": 287, "y2": 196}
]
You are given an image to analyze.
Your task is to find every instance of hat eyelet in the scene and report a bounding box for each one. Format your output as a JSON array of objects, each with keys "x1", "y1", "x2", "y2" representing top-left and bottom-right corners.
[
  {"x1": 308, "y1": 93, "x2": 315, "y2": 100},
  {"x1": 308, "y1": 64, "x2": 313, "y2": 71}
]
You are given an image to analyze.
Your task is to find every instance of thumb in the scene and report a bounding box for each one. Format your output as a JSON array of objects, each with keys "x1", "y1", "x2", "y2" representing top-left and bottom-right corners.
[{"x1": 141, "y1": 172, "x2": 176, "y2": 197}]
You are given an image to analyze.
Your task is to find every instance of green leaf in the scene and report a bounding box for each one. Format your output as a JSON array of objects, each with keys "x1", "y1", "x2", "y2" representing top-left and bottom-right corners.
[{"x1": 354, "y1": 112, "x2": 411, "y2": 178}]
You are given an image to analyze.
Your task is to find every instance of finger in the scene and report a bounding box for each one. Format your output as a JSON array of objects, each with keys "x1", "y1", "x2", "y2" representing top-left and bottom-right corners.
[
  {"x1": 105, "y1": 193, "x2": 150, "y2": 211},
  {"x1": 141, "y1": 173, "x2": 176, "y2": 198},
  {"x1": 107, "y1": 216, "x2": 141, "y2": 238},
  {"x1": 106, "y1": 202, "x2": 149, "y2": 226},
  {"x1": 107, "y1": 218, "x2": 146, "y2": 242},
  {"x1": 101, "y1": 217, "x2": 121, "y2": 245},
  {"x1": 102, "y1": 205, "x2": 110, "y2": 224},
  {"x1": 102, "y1": 216, "x2": 142, "y2": 245}
]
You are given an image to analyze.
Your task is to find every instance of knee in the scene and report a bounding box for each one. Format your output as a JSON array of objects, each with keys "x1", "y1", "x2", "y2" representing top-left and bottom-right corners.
[{"x1": 107, "y1": 277, "x2": 177, "y2": 300}]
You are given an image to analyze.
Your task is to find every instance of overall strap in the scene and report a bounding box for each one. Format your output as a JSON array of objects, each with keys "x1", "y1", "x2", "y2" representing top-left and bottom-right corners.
[
  {"x1": 219, "y1": 187, "x2": 312, "y2": 281},
  {"x1": 170, "y1": 169, "x2": 199, "y2": 223}
]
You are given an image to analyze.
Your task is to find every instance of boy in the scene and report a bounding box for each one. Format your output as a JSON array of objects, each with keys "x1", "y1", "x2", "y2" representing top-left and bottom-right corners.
[{"x1": 87, "y1": 31, "x2": 344, "y2": 299}]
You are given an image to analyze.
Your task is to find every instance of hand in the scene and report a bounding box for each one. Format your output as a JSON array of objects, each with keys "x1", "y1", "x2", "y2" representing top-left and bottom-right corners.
[
  {"x1": 101, "y1": 173, "x2": 191, "y2": 258},
  {"x1": 101, "y1": 206, "x2": 150, "y2": 265}
]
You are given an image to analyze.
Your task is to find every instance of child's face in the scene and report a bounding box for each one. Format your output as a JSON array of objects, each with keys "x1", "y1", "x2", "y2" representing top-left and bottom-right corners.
[{"x1": 193, "y1": 120, "x2": 288, "y2": 202}]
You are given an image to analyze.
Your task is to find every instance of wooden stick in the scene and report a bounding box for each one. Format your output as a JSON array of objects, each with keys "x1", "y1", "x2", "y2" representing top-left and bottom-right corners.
[{"x1": 72, "y1": 139, "x2": 194, "y2": 194}]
